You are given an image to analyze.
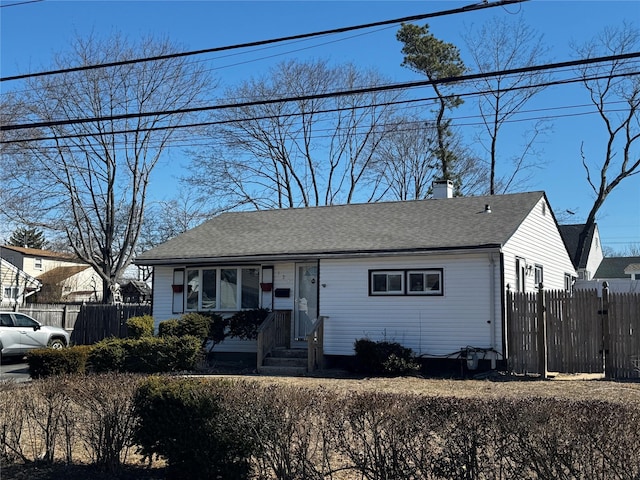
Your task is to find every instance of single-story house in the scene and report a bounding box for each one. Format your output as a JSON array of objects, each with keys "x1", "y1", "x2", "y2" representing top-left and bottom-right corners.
[
  {"x1": 578, "y1": 256, "x2": 640, "y2": 294},
  {"x1": 136, "y1": 185, "x2": 576, "y2": 370},
  {"x1": 120, "y1": 280, "x2": 152, "y2": 304}
]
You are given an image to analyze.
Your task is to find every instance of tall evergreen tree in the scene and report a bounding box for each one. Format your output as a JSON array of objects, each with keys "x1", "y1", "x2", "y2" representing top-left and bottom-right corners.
[
  {"x1": 397, "y1": 23, "x2": 466, "y2": 184},
  {"x1": 8, "y1": 227, "x2": 47, "y2": 249}
]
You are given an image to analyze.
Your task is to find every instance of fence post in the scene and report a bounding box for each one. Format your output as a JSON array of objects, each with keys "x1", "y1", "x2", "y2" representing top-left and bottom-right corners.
[
  {"x1": 537, "y1": 282, "x2": 548, "y2": 379},
  {"x1": 600, "y1": 281, "x2": 610, "y2": 376}
]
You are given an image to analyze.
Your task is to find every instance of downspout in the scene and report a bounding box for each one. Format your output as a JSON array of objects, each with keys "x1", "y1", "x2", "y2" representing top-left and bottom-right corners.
[{"x1": 489, "y1": 252, "x2": 497, "y2": 369}]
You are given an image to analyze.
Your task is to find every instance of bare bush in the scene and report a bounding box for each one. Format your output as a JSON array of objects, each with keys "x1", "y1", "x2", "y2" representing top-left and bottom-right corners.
[
  {"x1": 68, "y1": 373, "x2": 140, "y2": 472},
  {"x1": 0, "y1": 382, "x2": 30, "y2": 464},
  {"x1": 245, "y1": 384, "x2": 328, "y2": 480}
]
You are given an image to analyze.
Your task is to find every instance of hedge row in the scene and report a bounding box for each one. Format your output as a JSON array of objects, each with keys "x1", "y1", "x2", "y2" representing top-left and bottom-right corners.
[
  {"x1": 3, "y1": 375, "x2": 639, "y2": 480},
  {"x1": 26, "y1": 336, "x2": 202, "y2": 377}
]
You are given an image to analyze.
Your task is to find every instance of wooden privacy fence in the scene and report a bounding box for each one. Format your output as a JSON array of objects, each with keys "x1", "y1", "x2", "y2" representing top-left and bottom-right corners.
[
  {"x1": 15, "y1": 303, "x2": 81, "y2": 331},
  {"x1": 507, "y1": 286, "x2": 640, "y2": 379},
  {"x1": 15, "y1": 303, "x2": 151, "y2": 345},
  {"x1": 71, "y1": 304, "x2": 151, "y2": 344}
]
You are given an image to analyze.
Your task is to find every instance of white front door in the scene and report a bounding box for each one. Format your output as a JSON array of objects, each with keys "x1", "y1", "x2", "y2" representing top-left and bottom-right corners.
[{"x1": 294, "y1": 263, "x2": 318, "y2": 340}]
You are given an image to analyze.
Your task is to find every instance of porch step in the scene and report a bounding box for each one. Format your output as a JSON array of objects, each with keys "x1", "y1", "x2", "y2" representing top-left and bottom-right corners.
[
  {"x1": 258, "y1": 348, "x2": 307, "y2": 376},
  {"x1": 269, "y1": 348, "x2": 307, "y2": 359}
]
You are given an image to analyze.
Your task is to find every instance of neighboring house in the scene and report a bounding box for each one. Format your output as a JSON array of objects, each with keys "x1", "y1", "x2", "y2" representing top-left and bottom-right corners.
[
  {"x1": 0, "y1": 245, "x2": 102, "y2": 303},
  {"x1": 586, "y1": 256, "x2": 640, "y2": 293},
  {"x1": 136, "y1": 186, "x2": 576, "y2": 368},
  {"x1": 559, "y1": 223, "x2": 604, "y2": 281},
  {"x1": 0, "y1": 258, "x2": 42, "y2": 307},
  {"x1": 120, "y1": 280, "x2": 152, "y2": 304}
]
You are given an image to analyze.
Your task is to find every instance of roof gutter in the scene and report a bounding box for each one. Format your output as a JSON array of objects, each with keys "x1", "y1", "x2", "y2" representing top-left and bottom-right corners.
[{"x1": 135, "y1": 244, "x2": 503, "y2": 266}]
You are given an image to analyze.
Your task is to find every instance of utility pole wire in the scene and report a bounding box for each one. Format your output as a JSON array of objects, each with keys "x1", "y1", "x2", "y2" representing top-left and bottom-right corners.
[
  {"x1": 3, "y1": 70, "x2": 635, "y2": 145},
  {"x1": 0, "y1": 0, "x2": 527, "y2": 82},
  {"x1": 2, "y1": 51, "x2": 638, "y2": 133}
]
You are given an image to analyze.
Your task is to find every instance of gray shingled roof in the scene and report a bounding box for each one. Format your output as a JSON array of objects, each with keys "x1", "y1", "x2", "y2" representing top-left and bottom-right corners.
[
  {"x1": 558, "y1": 223, "x2": 596, "y2": 269},
  {"x1": 594, "y1": 256, "x2": 640, "y2": 278},
  {"x1": 136, "y1": 191, "x2": 546, "y2": 265}
]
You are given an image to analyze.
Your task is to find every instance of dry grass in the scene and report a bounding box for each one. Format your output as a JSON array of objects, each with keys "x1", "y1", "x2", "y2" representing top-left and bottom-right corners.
[{"x1": 197, "y1": 371, "x2": 640, "y2": 404}]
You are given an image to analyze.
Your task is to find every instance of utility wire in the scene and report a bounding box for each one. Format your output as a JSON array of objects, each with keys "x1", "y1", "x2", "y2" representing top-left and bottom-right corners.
[
  {"x1": 3, "y1": 69, "x2": 635, "y2": 145},
  {"x1": 2, "y1": 51, "x2": 638, "y2": 133},
  {"x1": 0, "y1": 0, "x2": 527, "y2": 82},
  {"x1": 0, "y1": 0, "x2": 43, "y2": 7}
]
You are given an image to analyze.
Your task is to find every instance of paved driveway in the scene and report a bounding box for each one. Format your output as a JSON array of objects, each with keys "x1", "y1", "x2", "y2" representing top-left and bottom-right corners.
[{"x1": 0, "y1": 357, "x2": 30, "y2": 383}]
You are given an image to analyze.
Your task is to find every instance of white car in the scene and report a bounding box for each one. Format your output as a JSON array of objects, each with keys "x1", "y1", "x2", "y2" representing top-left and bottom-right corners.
[{"x1": 0, "y1": 311, "x2": 71, "y2": 358}]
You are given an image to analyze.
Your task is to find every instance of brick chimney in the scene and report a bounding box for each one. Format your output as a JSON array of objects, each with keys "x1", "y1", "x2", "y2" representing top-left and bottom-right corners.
[{"x1": 432, "y1": 180, "x2": 453, "y2": 199}]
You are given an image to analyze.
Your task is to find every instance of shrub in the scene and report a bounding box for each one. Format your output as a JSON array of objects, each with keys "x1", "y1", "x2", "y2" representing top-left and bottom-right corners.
[
  {"x1": 158, "y1": 318, "x2": 180, "y2": 337},
  {"x1": 159, "y1": 313, "x2": 227, "y2": 343},
  {"x1": 123, "y1": 336, "x2": 202, "y2": 373},
  {"x1": 126, "y1": 315, "x2": 154, "y2": 339},
  {"x1": 133, "y1": 377, "x2": 255, "y2": 479},
  {"x1": 173, "y1": 312, "x2": 211, "y2": 340},
  {"x1": 88, "y1": 336, "x2": 201, "y2": 374},
  {"x1": 88, "y1": 338, "x2": 127, "y2": 372},
  {"x1": 27, "y1": 345, "x2": 92, "y2": 379},
  {"x1": 68, "y1": 373, "x2": 140, "y2": 472},
  {"x1": 228, "y1": 308, "x2": 270, "y2": 340},
  {"x1": 353, "y1": 338, "x2": 420, "y2": 375}
]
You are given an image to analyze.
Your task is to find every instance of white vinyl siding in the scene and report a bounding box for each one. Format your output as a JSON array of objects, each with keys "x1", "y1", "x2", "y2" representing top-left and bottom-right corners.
[
  {"x1": 503, "y1": 197, "x2": 576, "y2": 293},
  {"x1": 319, "y1": 254, "x2": 501, "y2": 357}
]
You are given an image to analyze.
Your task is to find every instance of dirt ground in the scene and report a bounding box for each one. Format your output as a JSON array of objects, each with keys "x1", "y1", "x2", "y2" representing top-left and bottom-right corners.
[{"x1": 2, "y1": 371, "x2": 639, "y2": 479}]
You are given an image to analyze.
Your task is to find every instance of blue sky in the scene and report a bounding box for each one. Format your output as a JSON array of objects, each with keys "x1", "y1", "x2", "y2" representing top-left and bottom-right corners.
[{"x1": 1, "y1": 0, "x2": 639, "y2": 252}]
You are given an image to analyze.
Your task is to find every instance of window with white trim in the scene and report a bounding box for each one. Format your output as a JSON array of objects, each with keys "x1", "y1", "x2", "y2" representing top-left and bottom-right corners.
[
  {"x1": 369, "y1": 269, "x2": 443, "y2": 296},
  {"x1": 3, "y1": 286, "x2": 19, "y2": 300},
  {"x1": 370, "y1": 271, "x2": 404, "y2": 295},
  {"x1": 407, "y1": 270, "x2": 442, "y2": 295},
  {"x1": 564, "y1": 273, "x2": 573, "y2": 292},
  {"x1": 534, "y1": 265, "x2": 543, "y2": 287},
  {"x1": 185, "y1": 267, "x2": 260, "y2": 311},
  {"x1": 34, "y1": 258, "x2": 43, "y2": 270}
]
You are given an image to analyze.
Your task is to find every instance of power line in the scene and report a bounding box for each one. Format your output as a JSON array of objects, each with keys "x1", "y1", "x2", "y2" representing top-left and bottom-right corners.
[
  {"x1": 2, "y1": 51, "x2": 638, "y2": 133},
  {"x1": 3, "y1": 88, "x2": 631, "y2": 148},
  {"x1": 0, "y1": 0, "x2": 43, "y2": 7},
  {"x1": 0, "y1": 0, "x2": 527, "y2": 82}
]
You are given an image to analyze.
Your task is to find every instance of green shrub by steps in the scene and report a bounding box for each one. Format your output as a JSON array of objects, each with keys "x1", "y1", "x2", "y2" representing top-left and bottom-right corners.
[
  {"x1": 228, "y1": 308, "x2": 270, "y2": 340},
  {"x1": 354, "y1": 338, "x2": 420, "y2": 375},
  {"x1": 133, "y1": 377, "x2": 256, "y2": 480},
  {"x1": 126, "y1": 315, "x2": 154, "y2": 339},
  {"x1": 88, "y1": 336, "x2": 201, "y2": 374},
  {"x1": 26, "y1": 345, "x2": 92, "y2": 379},
  {"x1": 158, "y1": 312, "x2": 227, "y2": 345},
  {"x1": 157, "y1": 318, "x2": 180, "y2": 337}
]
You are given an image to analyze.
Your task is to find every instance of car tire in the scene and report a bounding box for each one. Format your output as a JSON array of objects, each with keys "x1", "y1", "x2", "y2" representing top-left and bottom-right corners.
[{"x1": 48, "y1": 338, "x2": 65, "y2": 350}]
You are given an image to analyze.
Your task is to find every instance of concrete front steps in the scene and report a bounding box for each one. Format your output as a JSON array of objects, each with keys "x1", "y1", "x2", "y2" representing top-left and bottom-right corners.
[{"x1": 258, "y1": 348, "x2": 307, "y2": 376}]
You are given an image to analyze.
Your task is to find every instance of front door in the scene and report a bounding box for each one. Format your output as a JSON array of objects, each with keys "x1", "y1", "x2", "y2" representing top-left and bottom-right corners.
[{"x1": 294, "y1": 263, "x2": 318, "y2": 341}]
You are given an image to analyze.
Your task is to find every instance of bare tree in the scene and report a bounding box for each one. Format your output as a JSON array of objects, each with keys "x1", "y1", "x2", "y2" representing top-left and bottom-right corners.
[
  {"x1": 396, "y1": 23, "x2": 466, "y2": 183},
  {"x1": 464, "y1": 16, "x2": 551, "y2": 194},
  {"x1": 0, "y1": 34, "x2": 210, "y2": 302},
  {"x1": 572, "y1": 23, "x2": 640, "y2": 268},
  {"x1": 140, "y1": 191, "x2": 213, "y2": 249},
  {"x1": 185, "y1": 59, "x2": 402, "y2": 208},
  {"x1": 465, "y1": 16, "x2": 549, "y2": 195},
  {"x1": 372, "y1": 115, "x2": 487, "y2": 200}
]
